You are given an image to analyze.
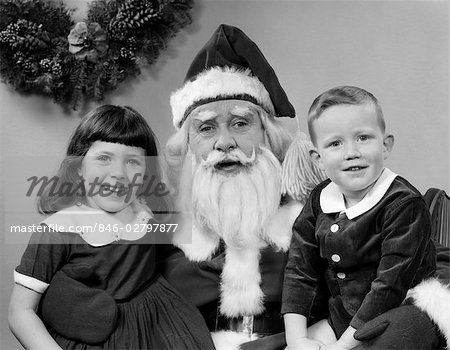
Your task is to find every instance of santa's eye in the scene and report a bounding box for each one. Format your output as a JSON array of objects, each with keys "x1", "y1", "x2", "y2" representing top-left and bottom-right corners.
[
  {"x1": 198, "y1": 123, "x2": 215, "y2": 133},
  {"x1": 233, "y1": 120, "x2": 248, "y2": 127}
]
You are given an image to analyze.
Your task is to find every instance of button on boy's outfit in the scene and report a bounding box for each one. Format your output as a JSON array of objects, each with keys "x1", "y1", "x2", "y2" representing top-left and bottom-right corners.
[{"x1": 282, "y1": 168, "x2": 436, "y2": 338}]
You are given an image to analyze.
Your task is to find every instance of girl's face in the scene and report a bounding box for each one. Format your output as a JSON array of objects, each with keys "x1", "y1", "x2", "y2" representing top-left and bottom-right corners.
[{"x1": 79, "y1": 141, "x2": 146, "y2": 213}]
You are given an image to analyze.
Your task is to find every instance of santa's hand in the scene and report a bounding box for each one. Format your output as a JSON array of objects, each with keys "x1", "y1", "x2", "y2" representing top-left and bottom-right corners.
[
  {"x1": 353, "y1": 304, "x2": 439, "y2": 349},
  {"x1": 353, "y1": 317, "x2": 388, "y2": 340}
]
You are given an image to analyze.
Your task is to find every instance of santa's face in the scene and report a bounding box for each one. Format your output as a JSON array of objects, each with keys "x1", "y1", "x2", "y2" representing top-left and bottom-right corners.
[{"x1": 187, "y1": 100, "x2": 266, "y2": 174}]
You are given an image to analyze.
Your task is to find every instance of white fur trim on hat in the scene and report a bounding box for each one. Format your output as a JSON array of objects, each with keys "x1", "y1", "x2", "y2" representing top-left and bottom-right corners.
[
  {"x1": 407, "y1": 278, "x2": 450, "y2": 348},
  {"x1": 170, "y1": 66, "x2": 275, "y2": 128}
]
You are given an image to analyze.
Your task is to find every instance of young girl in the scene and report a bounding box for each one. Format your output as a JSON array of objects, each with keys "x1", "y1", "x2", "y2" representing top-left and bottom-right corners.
[{"x1": 9, "y1": 105, "x2": 215, "y2": 350}]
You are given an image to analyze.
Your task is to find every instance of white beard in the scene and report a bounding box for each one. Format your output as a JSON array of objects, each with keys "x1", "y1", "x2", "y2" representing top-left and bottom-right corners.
[
  {"x1": 192, "y1": 146, "x2": 282, "y2": 249},
  {"x1": 173, "y1": 145, "x2": 289, "y2": 317}
]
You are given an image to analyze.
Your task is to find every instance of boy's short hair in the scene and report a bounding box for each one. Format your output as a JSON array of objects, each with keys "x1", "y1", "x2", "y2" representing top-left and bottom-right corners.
[{"x1": 307, "y1": 86, "x2": 385, "y2": 145}]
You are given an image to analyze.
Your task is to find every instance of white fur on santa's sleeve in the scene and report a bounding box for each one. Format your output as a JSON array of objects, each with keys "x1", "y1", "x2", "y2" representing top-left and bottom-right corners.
[
  {"x1": 264, "y1": 200, "x2": 303, "y2": 251},
  {"x1": 407, "y1": 278, "x2": 450, "y2": 348},
  {"x1": 172, "y1": 215, "x2": 220, "y2": 261}
]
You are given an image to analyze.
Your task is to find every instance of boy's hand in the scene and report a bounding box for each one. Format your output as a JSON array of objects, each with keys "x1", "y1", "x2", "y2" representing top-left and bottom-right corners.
[
  {"x1": 320, "y1": 341, "x2": 352, "y2": 350},
  {"x1": 321, "y1": 325, "x2": 360, "y2": 350}
]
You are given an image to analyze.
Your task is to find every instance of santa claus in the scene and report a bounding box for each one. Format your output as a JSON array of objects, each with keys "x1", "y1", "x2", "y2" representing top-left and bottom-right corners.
[
  {"x1": 159, "y1": 24, "x2": 323, "y2": 349},
  {"x1": 160, "y1": 24, "x2": 450, "y2": 350}
]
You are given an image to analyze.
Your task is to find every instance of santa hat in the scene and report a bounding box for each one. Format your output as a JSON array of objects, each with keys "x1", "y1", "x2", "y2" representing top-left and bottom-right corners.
[{"x1": 170, "y1": 24, "x2": 295, "y2": 129}]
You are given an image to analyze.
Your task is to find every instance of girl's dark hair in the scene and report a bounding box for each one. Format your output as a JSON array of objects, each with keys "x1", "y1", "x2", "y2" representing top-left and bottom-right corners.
[{"x1": 38, "y1": 105, "x2": 171, "y2": 218}]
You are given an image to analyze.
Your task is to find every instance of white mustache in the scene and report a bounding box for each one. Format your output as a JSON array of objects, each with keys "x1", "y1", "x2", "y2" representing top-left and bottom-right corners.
[{"x1": 201, "y1": 148, "x2": 257, "y2": 169}]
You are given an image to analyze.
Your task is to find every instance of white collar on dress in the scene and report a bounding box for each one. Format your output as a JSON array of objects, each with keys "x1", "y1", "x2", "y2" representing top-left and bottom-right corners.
[
  {"x1": 320, "y1": 168, "x2": 397, "y2": 219},
  {"x1": 42, "y1": 198, "x2": 153, "y2": 246}
]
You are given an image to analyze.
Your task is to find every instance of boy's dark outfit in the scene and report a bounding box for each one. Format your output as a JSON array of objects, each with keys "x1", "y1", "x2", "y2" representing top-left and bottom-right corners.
[{"x1": 282, "y1": 168, "x2": 436, "y2": 341}]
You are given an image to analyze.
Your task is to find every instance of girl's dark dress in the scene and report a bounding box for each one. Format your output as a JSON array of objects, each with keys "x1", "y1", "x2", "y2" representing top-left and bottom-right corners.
[{"x1": 15, "y1": 205, "x2": 215, "y2": 350}]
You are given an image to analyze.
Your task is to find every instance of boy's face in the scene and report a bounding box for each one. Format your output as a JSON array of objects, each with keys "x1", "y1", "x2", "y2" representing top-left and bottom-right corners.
[{"x1": 310, "y1": 103, "x2": 394, "y2": 204}]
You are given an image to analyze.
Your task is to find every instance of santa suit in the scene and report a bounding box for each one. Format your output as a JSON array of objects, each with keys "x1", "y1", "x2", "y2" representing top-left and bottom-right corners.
[{"x1": 159, "y1": 201, "x2": 329, "y2": 350}]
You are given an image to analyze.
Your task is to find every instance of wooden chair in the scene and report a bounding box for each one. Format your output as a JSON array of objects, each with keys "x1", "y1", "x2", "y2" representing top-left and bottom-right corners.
[
  {"x1": 424, "y1": 188, "x2": 450, "y2": 283},
  {"x1": 424, "y1": 188, "x2": 450, "y2": 246}
]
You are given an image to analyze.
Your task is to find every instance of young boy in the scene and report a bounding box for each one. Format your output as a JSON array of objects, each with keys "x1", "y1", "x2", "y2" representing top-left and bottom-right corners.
[{"x1": 282, "y1": 86, "x2": 436, "y2": 350}]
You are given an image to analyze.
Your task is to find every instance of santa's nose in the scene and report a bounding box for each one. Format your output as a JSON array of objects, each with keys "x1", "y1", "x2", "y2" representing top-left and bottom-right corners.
[{"x1": 214, "y1": 128, "x2": 236, "y2": 153}]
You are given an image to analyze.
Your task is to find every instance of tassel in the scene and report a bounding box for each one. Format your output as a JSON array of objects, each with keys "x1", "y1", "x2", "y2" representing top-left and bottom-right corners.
[{"x1": 281, "y1": 132, "x2": 327, "y2": 203}]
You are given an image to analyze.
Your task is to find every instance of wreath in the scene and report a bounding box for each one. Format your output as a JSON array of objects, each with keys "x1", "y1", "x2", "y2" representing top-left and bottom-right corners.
[{"x1": 0, "y1": 0, "x2": 194, "y2": 110}]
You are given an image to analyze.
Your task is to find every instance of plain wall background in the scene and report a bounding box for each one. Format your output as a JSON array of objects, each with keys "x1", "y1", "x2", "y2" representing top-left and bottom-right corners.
[{"x1": 1, "y1": 1, "x2": 448, "y2": 348}]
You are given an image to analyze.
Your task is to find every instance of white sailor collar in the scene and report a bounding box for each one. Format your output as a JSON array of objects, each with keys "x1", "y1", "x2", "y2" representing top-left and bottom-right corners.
[
  {"x1": 320, "y1": 168, "x2": 397, "y2": 220},
  {"x1": 42, "y1": 198, "x2": 153, "y2": 247}
]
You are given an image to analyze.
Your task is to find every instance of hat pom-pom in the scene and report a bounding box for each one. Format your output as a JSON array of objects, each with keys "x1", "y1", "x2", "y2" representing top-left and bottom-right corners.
[{"x1": 281, "y1": 132, "x2": 327, "y2": 203}]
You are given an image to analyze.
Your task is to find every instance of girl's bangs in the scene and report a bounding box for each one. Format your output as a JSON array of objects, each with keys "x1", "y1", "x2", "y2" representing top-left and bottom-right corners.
[{"x1": 88, "y1": 114, "x2": 154, "y2": 151}]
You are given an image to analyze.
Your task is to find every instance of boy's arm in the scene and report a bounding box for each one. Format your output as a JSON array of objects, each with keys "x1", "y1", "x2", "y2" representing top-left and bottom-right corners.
[
  {"x1": 350, "y1": 197, "x2": 433, "y2": 329},
  {"x1": 282, "y1": 185, "x2": 326, "y2": 315},
  {"x1": 282, "y1": 187, "x2": 327, "y2": 349},
  {"x1": 284, "y1": 313, "x2": 321, "y2": 350},
  {"x1": 9, "y1": 284, "x2": 62, "y2": 350}
]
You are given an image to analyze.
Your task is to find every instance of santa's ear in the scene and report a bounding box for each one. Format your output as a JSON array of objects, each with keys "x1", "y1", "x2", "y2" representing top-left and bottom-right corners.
[{"x1": 383, "y1": 134, "x2": 395, "y2": 160}]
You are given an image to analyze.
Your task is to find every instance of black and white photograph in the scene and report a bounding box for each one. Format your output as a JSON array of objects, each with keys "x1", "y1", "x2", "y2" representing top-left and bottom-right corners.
[{"x1": 1, "y1": 0, "x2": 449, "y2": 349}]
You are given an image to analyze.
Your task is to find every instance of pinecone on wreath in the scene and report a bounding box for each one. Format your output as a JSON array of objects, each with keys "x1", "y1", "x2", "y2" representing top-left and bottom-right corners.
[
  {"x1": 1, "y1": 19, "x2": 50, "y2": 53},
  {"x1": 109, "y1": 0, "x2": 162, "y2": 39}
]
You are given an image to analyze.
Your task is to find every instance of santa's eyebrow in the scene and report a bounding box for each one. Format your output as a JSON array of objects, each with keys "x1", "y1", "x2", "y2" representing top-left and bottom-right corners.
[
  {"x1": 192, "y1": 110, "x2": 218, "y2": 122},
  {"x1": 230, "y1": 105, "x2": 255, "y2": 117}
]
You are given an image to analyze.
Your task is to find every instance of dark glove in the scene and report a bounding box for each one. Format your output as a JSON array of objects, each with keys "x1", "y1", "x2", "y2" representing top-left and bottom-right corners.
[
  {"x1": 40, "y1": 270, "x2": 118, "y2": 344},
  {"x1": 353, "y1": 304, "x2": 440, "y2": 350},
  {"x1": 240, "y1": 333, "x2": 286, "y2": 350}
]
